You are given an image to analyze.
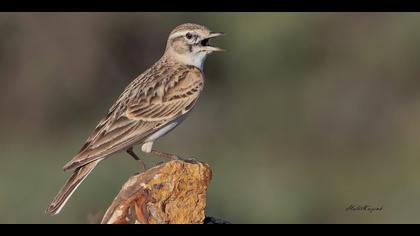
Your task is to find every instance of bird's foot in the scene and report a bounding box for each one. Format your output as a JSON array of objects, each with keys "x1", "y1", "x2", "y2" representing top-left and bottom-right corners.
[
  {"x1": 151, "y1": 149, "x2": 183, "y2": 161},
  {"x1": 183, "y1": 157, "x2": 199, "y2": 164}
]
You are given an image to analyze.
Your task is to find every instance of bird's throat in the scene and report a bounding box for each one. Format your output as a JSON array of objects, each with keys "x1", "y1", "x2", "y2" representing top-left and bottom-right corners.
[{"x1": 167, "y1": 51, "x2": 208, "y2": 71}]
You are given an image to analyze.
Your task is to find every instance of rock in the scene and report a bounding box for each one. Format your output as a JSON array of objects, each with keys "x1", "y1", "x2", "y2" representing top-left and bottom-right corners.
[{"x1": 101, "y1": 160, "x2": 212, "y2": 224}]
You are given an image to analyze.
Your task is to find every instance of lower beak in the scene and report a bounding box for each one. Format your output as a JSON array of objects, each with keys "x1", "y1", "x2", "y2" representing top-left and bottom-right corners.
[{"x1": 206, "y1": 46, "x2": 225, "y2": 52}]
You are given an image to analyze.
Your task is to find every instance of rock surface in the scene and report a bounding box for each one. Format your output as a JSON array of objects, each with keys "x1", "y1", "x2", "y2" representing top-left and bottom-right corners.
[{"x1": 101, "y1": 160, "x2": 212, "y2": 224}]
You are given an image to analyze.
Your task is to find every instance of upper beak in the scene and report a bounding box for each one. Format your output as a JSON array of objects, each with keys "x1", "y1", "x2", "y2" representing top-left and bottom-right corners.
[
  {"x1": 208, "y1": 32, "x2": 225, "y2": 38},
  {"x1": 203, "y1": 32, "x2": 225, "y2": 52}
]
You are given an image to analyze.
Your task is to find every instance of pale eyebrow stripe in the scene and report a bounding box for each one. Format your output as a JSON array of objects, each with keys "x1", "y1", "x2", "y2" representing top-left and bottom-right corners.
[{"x1": 169, "y1": 31, "x2": 190, "y2": 39}]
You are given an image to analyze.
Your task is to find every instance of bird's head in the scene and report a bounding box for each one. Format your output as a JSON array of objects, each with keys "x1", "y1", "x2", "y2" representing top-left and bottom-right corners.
[{"x1": 164, "y1": 23, "x2": 224, "y2": 70}]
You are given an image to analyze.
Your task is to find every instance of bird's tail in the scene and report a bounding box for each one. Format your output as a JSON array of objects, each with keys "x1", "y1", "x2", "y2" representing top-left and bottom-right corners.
[{"x1": 46, "y1": 160, "x2": 101, "y2": 215}]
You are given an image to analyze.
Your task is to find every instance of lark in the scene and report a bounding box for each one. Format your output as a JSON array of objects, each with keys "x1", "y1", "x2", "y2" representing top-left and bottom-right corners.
[{"x1": 46, "y1": 23, "x2": 224, "y2": 215}]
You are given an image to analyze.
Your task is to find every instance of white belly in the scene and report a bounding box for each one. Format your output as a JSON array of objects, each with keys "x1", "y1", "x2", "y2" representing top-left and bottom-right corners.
[
  {"x1": 144, "y1": 114, "x2": 188, "y2": 142},
  {"x1": 144, "y1": 121, "x2": 178, "y2": 142}
]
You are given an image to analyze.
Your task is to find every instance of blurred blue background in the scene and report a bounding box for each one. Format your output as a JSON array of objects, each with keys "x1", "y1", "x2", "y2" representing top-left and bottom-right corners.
[{"x1": 1, "y1": 12, "x2": 420, "y2": 223}]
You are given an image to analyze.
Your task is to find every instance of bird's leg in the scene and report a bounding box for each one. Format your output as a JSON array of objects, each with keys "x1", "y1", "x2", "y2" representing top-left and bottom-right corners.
[
  {"x1": 150, "y1": 149, "x2": 199, "y2": 164},
  {"x1": 151, "y1": 149, "x2": 182, "y2": 161},
  {"x1": 127, "y1": 147, "x2": 147, "y2": 170}
]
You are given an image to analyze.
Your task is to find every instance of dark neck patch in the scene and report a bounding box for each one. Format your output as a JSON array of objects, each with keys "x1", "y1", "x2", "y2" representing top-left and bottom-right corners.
[{"x1": 186, "y1": 64, "x2": 202, "y2": 72}]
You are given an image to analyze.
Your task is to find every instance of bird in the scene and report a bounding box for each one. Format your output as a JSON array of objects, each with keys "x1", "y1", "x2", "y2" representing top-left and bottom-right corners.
[{"x1": 46, "y1": 23, "x2": 224, "y2": 215}]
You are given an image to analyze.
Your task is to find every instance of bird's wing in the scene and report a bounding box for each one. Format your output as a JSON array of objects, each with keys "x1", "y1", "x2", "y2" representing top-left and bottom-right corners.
[{"x1": 63, "y1": 64, "x2": 204, "y2": 171}]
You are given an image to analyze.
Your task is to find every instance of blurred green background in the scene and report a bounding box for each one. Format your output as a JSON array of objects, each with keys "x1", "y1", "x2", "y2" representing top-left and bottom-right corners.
[{"x1": 1, "y1": 12, "x2": 420, "y2": 223}]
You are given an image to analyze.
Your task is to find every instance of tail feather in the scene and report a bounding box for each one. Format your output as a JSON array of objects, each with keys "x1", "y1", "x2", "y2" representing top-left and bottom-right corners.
[{"x1": 46, "y1": 160, "x2": 100, "y2": 215}]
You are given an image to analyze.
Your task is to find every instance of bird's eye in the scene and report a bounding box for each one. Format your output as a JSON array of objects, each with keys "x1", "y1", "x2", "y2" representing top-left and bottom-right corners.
[{"x1": 186, "y1": 33, "x2": 193, "y2": 39}]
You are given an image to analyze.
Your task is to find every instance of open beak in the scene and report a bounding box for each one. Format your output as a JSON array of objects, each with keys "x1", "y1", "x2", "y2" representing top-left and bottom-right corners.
[{"x1": 200, "y1": 32, "x2": 225, "y2": 52}]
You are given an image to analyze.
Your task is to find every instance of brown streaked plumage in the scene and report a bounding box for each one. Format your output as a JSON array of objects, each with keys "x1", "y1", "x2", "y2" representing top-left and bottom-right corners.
[{"x1": 46, "y1": 23, "x2": 224, "y2": 215}]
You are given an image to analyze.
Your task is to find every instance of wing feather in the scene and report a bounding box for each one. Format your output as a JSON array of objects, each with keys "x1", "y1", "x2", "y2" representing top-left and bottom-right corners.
[{"x1": 63, "y1": 61, "x2": 204, "y2": 171}]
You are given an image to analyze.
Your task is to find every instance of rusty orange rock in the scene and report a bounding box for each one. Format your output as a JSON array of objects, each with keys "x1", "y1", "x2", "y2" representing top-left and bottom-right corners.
[{"x1": 101, "y1": 160, "x2": 212, "y2": 224}]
